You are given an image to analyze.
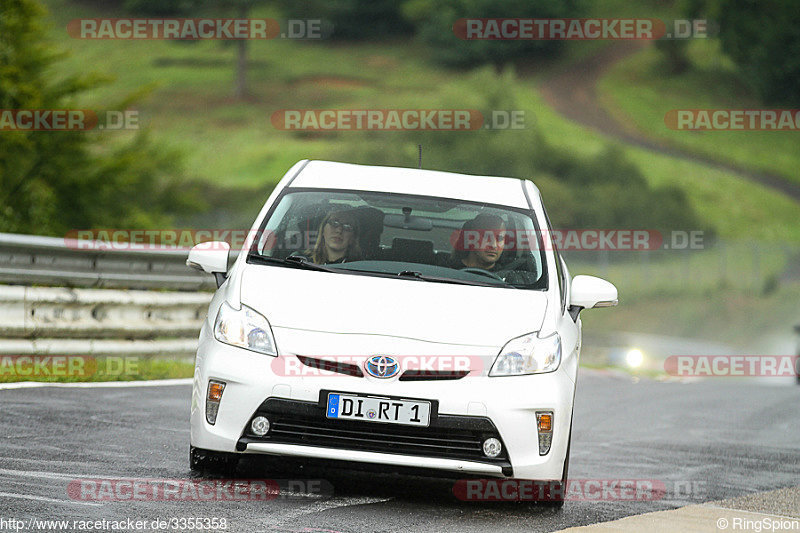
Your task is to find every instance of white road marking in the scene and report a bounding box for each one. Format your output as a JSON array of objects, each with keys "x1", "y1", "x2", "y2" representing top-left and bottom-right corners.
[
  {"x1": 0, "y1": 468, "x2": 390, "y2": 516},
  {"x1": 0, "y1": 468, "x2": 94, "y2": 480},
  {"x1": 0, "y1": 491, "x2": 102, "y2": 506},
  {"x1": 267, "y1": 496, "x2": 393, "y2": 525},
  {"x1": 0, "y1": 378, "x2": 192, "y2": 390},
  {"x1": 0, "y1": 468, "x2": 105, "y2": 507}
]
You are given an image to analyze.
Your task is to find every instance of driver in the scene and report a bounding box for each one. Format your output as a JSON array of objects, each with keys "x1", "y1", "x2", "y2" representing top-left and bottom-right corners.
[
  {"x1": 307, "y1": 208, "x2": 362, "y2": 264},
  {"x1": 450, "y1": 214, "x2": 506, "y2": 271}
]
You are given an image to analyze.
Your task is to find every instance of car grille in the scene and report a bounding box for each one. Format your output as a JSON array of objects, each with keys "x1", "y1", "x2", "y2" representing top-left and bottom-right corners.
[
  {"x1": 399, "y1": 370, "x2": 469, "y2": 381},
  {"x1": 295, "y1": 355, "x2": 363, "y2": 377},
  {"x1": 296, "y1": 355, "x2": 469, "y2": 381},
  {"x1": 238, "y1": 397, "x2": 510, "y2": 469}
]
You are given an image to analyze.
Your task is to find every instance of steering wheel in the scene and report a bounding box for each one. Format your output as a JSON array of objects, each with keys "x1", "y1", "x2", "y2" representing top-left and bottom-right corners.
[
  {"x1": 497, "y1": 255, "x2": 532, "y2": 273},
  {"x1": 460, "y1": 267, "x2": 505, "y2": 281}
]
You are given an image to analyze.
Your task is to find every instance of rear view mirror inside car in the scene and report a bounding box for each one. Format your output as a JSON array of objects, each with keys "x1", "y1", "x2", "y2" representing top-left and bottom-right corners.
[{"x1": 383, "y1": 213, "x2": 433, "y2": 231}]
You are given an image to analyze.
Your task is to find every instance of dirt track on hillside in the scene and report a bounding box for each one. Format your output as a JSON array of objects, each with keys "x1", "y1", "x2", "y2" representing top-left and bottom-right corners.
[{"x1": 538, "y1": 41, "x2": 800, "y2": 202}]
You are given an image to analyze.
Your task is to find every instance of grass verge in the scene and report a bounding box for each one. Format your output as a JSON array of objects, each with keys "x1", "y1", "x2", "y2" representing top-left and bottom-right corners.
[
  {"x1": 0, "y1": 356, "x2": 195, "y2": 383},
  {"x1": 598, "y1": 40, "x2": 800, "y2": 185}
]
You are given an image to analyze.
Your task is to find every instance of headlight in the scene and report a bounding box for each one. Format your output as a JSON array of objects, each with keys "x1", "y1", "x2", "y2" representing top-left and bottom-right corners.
[
  {"x1": 489, "y1": 332, "x2": 561, "y2": 376},
  {"x1": 213, "y1": 301, "x2": 277, "y2": 356}
]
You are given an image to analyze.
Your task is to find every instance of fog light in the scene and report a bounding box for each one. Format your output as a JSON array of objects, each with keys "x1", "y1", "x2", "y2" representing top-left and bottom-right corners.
[
  {"x1": 251, "y1": 416, "x2": 270, "y2": 436},
  {"x1": 205, "y1": 380, "x2": 226, "y2": 425},
  {"x1": 536, "y1": 411, "x2": 554, "y2": 455},
  {"x1": 483, "y1": 438, "x2": 502, "y2": 458}
]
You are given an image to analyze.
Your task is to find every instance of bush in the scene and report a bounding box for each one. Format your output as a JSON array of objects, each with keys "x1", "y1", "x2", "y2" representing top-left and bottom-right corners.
[
  {"x1": 124, "y1": 0, "x2": 203, "y2": 16},
  {"x1": 717, "y1": 0, "x2": 800, "y2": 106},
  {"x1": 334, "y1": 68, "x2": 707, "y2": 234},
  {"x1": 0, "y1": 0, "x2": 205, "y2": 235},
  {"x1": 654, "y1": 38, "x2": 690, "y2": 75},
  {"x1": 277, "y1": 0, "x2": 413, "y2": 40},
  {"x1": 402, "y1": 0, "x2": 581, "y2": 68}
]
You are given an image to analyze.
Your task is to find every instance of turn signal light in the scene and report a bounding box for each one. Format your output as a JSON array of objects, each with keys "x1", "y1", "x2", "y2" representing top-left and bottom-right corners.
[
  {"x1": 208, "y1": 382, "x2": 225, "y2": 402},
  {"x1": 537, "y1": 413, "x2": 552, "y2": 432},
  {"x1": 536, "y1": 411, "x2": 554, "y2": 455},
  {"x1": 206, "y1": 380, "x2": 226, "y2": 424}
]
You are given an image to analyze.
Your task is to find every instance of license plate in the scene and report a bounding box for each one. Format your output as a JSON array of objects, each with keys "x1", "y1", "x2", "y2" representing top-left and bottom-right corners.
[{"x1": 326, "y1": 393, "x2": 431, "y2": 427}]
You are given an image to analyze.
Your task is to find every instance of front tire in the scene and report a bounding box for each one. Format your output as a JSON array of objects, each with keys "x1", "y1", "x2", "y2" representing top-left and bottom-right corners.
[
  {"x1": 540, "y1": 422, "x2": 572, "y2": 508},
  {"x1": 189, "y1": 446, "x2": 239, "y2": 473},
  {"x1": 795, "y1": 355, "x2": 800, "y2": 384}
]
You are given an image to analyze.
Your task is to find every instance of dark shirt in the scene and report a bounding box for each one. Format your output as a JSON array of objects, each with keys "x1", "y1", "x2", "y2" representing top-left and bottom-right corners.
[{"x1": 448, "y1": 256, "x2": 497, "y2": 271}]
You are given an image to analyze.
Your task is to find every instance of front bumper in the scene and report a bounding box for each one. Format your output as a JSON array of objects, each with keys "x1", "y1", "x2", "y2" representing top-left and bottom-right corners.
[
  {"x1": 243, "y1": 442, "x2": 506, "y2": 477},
  {"x1": 237, "y1": 395, "x2": 513, "y2": 476},
  {"x1": 191, "y1": 325, "x2": 576, "y2": 480}
]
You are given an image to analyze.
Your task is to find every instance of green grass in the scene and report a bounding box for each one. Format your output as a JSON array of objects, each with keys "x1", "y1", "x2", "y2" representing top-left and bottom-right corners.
[
  {"x1": 580, "y1": 283, "x2": 800, "y2": 350},
  {"x1": 566, "y1": 241, "x2": 794, "y2": 301},
  {"x1": 569, "y1": 240, "x2": 800, "y2": 348},
  {"x1": 0, "y1": 356, "x2": 194, "y2": 383},
  {"x1": 38, "y1": 0, "x2": 800, "y2": 243},
  {"x1": 599, "y1": 40, "x2": 800, "y2": 185},
  {"x1": 42, "y1": 0, "x2": 459, "y2": 187},
  {"x1": 514, "y1": 85, "x2": 800, "y2": 242},
  {"x1": 578, "y1": 360, "x2": 666, "y2": 379}
]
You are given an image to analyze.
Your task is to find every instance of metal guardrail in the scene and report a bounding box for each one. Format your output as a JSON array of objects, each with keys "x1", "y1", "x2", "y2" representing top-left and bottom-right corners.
[
  {"x1": 0, "y1": 285, "x2": 212, "y2": 339},
  {"x1": 0, "y1": 232, "x2": 234, "y2": 291},
  {"x1": 0, "y1": 283, "x2": 212, "y2": 357},
  {"x1": 0, "y1": 232, "x2": 228, "y2": 358}
]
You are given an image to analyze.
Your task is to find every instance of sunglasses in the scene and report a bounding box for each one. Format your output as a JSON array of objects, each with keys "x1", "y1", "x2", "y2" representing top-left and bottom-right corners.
[{"x1": 326, "y1": 219, "x2": 355, "y2": 233}]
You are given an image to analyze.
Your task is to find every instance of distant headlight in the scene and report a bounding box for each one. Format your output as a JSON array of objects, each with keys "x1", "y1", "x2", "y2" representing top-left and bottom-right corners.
[
  {"x1": 625, "y1": 348, "x2": 644, "y2": 368},
  {"x1": 489, "y1": 332, "x2": 561, "y2": 376},
  {"x1": 213, "y1": 301, "x2": 277, "y2": 356}
]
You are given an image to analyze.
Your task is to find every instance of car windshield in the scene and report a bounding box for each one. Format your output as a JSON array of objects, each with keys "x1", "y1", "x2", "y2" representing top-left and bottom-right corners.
[{"x1": 248, "y1": 189, "x2": 548, "y2": 290}]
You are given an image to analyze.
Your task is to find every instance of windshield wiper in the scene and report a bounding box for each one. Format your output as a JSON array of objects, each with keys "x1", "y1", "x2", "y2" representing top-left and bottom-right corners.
[
  {"x1": 247, "y1": 257, "x2": 514, "y2": 287},
  {"x1": 396, "y1": 270, "x2": 509, "y2": 288},
  {"x1": 247, "y1": 254, "x2": 338, "y2": 273}
]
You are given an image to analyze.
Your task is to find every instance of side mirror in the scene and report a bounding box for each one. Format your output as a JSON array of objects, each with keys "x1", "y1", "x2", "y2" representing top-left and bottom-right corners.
[
  {"x1": 569, "y1": 275, "x2": 618, "y2": 319},
  {"x1": 187, "y1": 242, "x2": 230, "y2": 286}
]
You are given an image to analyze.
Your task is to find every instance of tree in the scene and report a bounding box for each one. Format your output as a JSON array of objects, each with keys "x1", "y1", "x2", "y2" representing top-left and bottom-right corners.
[
  {"x1": 278, "y1": 0, "x2": 413, "y2": 41},
  {"x1": 401, "y1": 0, "x2": 581, "y2": 68},
  {"x1": 0, "y1": 0, "x2": 203, "y2": 235},
  {"x1": 336, "y1": 67, "x2": 706, "y2": 235},
  {"x1": 208, "y1": 0, "x2": 269, "y2": 99},
  {"x1": 114, "y1": 0, "x2": 256, "y2": 98},
  {"x1": 717, "y1": 0, "x2": 800, "y2": 106},
  {"x1": 124, "y1": 0, "x2": 201, "y2": 16},
  {"x1": 654, "y1": 39, "x2": 690, "y2": 75}
]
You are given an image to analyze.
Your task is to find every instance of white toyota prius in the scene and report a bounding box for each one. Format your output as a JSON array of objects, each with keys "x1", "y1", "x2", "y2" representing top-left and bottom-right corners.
[{"x1": 187, "y1": 160, "x2": 618, "y2": 503}]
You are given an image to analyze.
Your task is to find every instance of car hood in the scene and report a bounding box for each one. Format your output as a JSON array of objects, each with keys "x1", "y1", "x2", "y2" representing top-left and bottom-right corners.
[{"x1": 239, "y1": 265, "x2": 548, "y2": 347}]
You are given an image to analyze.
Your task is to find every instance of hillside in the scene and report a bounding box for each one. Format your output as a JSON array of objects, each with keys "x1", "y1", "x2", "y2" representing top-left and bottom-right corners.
[{"x1": 41, "y1": 0, "x2": 800, "y2": 242}]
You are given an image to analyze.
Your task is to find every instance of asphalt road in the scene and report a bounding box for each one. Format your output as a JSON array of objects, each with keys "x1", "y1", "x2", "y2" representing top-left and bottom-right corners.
[{"x1": 2, "y1": 371, "x2": 799, "y2": 532}]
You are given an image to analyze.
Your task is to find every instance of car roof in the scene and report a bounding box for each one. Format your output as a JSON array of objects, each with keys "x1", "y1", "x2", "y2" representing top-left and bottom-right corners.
[{"x1": 288, "y1": 160, "x2": 536, "y2": 210}]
